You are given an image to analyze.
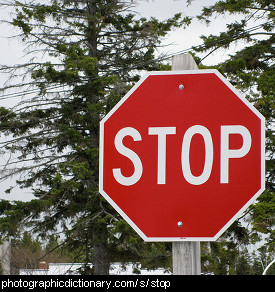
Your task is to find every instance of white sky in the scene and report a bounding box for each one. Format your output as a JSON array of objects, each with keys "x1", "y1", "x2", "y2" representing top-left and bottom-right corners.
[
  {"x1": 0, "y1": 0, "x2": 245, "y2": 201},
  {"x1": 0, "y1": 0, "x2": 241, "y2": 69}
]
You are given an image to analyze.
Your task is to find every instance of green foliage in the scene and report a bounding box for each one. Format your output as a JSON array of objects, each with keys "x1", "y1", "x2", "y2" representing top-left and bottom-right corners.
[
  {"x1": 192, "y1": 0, "x2": 275, "y2": 264},
  {"x1": 0, "y1": 0, "x2": 187, "y2": 274}
]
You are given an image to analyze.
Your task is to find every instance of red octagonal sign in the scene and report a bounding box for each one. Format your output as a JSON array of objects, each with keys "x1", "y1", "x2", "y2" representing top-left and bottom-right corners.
[{"x1": 99, "y1": 70, "x2": 265, "y2": 241}]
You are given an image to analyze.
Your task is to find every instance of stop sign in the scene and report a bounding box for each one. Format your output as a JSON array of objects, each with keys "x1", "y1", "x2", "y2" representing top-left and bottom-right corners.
[{"x1": 99, "y1": 70, "x2": 265, "y2": 241}]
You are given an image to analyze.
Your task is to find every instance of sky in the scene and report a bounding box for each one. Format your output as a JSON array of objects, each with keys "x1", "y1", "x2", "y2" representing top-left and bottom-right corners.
[
  {"x1": 135, "y1": 0, "x2": 228, "y2": 62},
  {"x1": 0, "y1": 0, "x2": 240, "y2": 69},
  {"x1": 0, "y1": 0, "x2": 244, "y2": 201}
]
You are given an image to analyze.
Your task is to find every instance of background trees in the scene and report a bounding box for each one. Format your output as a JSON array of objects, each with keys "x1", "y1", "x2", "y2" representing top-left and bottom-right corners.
[
  {"x1": 0, "y1": 0, "x2": 186, "y2": 274},
  {"x1": 191, "y1": 0, "x2": 274, "y2": 272}
]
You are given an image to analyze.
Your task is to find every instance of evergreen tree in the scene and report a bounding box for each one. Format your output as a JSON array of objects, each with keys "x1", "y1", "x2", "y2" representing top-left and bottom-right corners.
[
  {"x1": 191, "y1": 0, "x2": 274, "y2": 271},
  {"x1": 0, "y1": 0, "x2": 188, "y2": 274}
]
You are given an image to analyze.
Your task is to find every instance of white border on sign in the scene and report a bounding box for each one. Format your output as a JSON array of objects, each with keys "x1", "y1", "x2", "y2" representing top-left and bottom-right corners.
[{"x1": 99, "y1": 69, "x2": 265, "y2": 242}]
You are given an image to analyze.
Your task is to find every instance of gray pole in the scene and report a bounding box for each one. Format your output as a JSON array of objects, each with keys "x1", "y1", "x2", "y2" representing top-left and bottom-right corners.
[
  {"x1": 0, "y1": 239, "x2": 11, "y2": 275},
  {"x1": 171, "y1": 53, "x2": 201, "y2": 275}
]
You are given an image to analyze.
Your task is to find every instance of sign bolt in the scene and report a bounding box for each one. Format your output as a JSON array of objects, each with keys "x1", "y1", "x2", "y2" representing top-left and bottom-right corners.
[
  {"x1": 179, "y1": 84, "x2": 184, "y2": 90},
  {"x1": 177, "y1": 221, "x2": 183, "y2": 227}
]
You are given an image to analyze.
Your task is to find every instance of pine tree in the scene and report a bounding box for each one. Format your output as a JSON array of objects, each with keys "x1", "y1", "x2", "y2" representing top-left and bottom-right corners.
[
  {"x1": 0, "y1": 0, "x2": 188, "y2": 274},
  {"x1": 191, "y1": 0, "x2": 274, "y2": 264}
]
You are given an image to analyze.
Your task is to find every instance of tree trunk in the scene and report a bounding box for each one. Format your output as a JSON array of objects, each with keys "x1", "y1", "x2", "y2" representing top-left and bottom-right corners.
[
  {"x1": 92, "y1": 226, "x2": 109, "y2": 275},
  {"x1": 93, "y1": 241, "x2": 109, "y2": 275},
  {"x1": 85, "y1": 1, "x2": 110, "y2": 275}
]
